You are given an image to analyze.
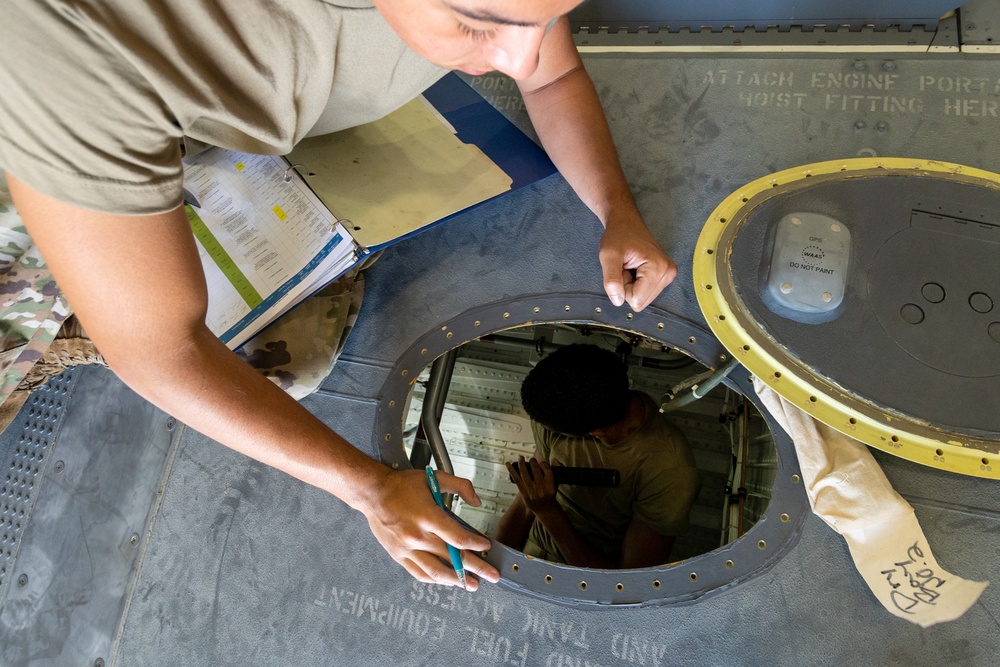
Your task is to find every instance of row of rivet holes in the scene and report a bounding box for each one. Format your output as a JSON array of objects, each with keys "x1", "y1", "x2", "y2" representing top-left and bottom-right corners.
[
  {"x1": 507, "y1": 526, "x2": 787, "y2": 592},
  {"x1": 732, "y1": 325, "x2": 946, "y2": 464},
  {"x1": 387, "y1": 310, "x2": 690, "y2": 449},
  {"x1": 771, "y1": 370, "x2": 991, "y2": 469}
]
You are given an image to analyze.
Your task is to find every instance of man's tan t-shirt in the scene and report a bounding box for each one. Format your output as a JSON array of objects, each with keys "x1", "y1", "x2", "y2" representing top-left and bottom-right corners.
[
  {"x1": 0, "y1": 0, "x2": 446, "y2": 214},
  {"x1": 524, "y1": 393, "x2": 701, "y2": 564}
]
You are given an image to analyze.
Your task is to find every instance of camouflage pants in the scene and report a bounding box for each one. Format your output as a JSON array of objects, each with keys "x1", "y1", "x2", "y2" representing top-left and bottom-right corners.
[
  {"x1": 234, "y1": 267, "x2": 366, "y2": 400},
  {"x1": 0, "y1": 182, "x2": 71, "y2": 424},
  {"x1": 0, "y1": 181, "x2": 364, "y2": 428}
]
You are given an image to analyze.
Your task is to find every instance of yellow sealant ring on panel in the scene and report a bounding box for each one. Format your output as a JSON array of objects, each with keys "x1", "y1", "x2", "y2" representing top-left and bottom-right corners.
[{"x1": 693, "y1": 157, "x2": 1000, "y2": 480}]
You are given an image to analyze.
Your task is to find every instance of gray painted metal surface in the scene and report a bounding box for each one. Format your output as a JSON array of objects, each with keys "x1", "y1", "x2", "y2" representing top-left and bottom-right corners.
[
  {"x1": 0, "y1": 368, "x2": 176, "y2": 666},
  {"x1": 3, "y1": 41, "x2": 1000, "y2": 667},
  {"x1": 110, "y1": 53, "x2": 1000, "y2": 665},
  {"x1": 0, "y1": 372, "x2": 76, "y2": 597},
  {"x1": 569, "y1": 0, "x2": 966, "y2": 31},
  {"x1": 961, "y1": 0, "x2": 1000, "y2": 51}
]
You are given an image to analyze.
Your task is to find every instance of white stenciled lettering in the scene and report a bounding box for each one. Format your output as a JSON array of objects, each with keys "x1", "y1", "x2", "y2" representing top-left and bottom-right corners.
[
  {"x1": 410, "y1": 581, "x2": 504, "y2": 622},
  {"x1": 610, "y1": 633, "x2": 670, "y2": 666},
  {"x1": 810, "y1": 72, "x2": 898, "y2": 90},
  {"x1": 521, "y1": 609, "x2": 590, "y2": 648},
  {"x1": 470, "y1": 76, "x2": 513, "y2": 92},
  {"x1": 356, "y1": 593, "x2": 378, "y2": 620},
  {"x1": 336, "y1": 587, "x2": 358, "y2": 615},
  {"x1": 704, "y1": 69, "x2": 794, "y2": 86},
  {"x1": 824, "y1": 94, "x2": 924, "y2": 113},
  {"x1": 704, "y1": 69, "x2": 729, "y2": 85},
  {"x1": 546, "y1": 653, "x2": 604, "y2": 667},
  {"x1": 737, "y1": 91, "x2": 808, "y2": 108},
  {"x1": 918, "y1": 75, "x2": 990, "y2": 93},
  {"x1": 470, "y1": 88, "x2": 525, "y2": 111},
  {"x1": 315, "y1": 584, "x2": 446, "y2": 639},
  {"x1": 467, "y1": 627, "x2": 529, "y2": 667},
  {"x1": 943, "y1": 98, "x2": 1000, "y2": 117}
]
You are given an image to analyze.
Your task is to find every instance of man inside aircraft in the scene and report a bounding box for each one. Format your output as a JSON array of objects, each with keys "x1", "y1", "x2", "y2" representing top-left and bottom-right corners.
[
  {"x1": 1, "y1": 0, "x2": 677, "y2": 588},
  {"x1": 495, "y1": 344, "x2": 700, "y2": 568}
]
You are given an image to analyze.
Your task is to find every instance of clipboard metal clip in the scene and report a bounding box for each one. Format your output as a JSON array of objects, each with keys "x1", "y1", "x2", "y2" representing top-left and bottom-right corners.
[
  {"x1": 340, "y1": 220, "x2": 370, "y2": 264},
  {"x1": 351, "y1": 244, "x2": 371, "y2": 263},
  {"x1": 283, "y1": 163, "x2": 307, "y2": 183}
]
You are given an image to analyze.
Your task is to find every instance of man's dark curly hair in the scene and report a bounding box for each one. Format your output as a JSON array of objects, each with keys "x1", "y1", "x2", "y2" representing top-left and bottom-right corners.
[{"x1": 520, "y1": 344, "x2": 630, "y2": 435}]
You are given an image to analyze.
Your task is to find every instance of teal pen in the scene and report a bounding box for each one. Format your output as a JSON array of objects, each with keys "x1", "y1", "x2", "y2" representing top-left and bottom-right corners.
[{"x1": 424, "y1": 465, "x2": 468, "y2": 590}]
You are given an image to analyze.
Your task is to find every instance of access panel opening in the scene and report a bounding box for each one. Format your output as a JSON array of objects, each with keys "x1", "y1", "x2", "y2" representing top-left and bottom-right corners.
[
  {"x1": 374, "y1": 295, "x2": 807, "y2": 607},
  {"x1": 401, "y1": 323, "x2": 778, "y2": 566}
]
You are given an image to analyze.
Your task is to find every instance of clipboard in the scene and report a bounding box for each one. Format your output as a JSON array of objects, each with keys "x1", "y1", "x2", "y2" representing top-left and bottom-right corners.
[{"x1": 183, "y1": 74, "x2": 556, "y2": 349}]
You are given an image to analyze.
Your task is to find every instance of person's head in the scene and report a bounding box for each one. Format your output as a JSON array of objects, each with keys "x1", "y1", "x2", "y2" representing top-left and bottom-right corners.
[
  {"x1": 373, "y1": 0, "x2": 582, "y2": 80},
  {"x1": 520, "y1": 344, "x2": 630, "y2": 436}
]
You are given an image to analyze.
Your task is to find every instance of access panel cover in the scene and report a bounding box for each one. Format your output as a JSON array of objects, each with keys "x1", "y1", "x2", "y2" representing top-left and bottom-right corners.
[{"x1": 695, "y1": 158, "x2": 1000, "y2": 478}]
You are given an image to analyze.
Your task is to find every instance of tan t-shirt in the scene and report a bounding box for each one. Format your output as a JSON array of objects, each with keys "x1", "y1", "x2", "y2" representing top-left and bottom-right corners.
[
  {"x1": 524, "y1": 392, "x2": 701, "y2": 564},
  {"x1": 0, "y1": 0, "x2": 446, "y2": 214}
]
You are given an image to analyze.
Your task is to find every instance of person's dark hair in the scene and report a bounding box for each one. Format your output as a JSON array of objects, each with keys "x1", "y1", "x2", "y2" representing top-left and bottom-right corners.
[{"x1": 520, "y1": 344, "x2": 630, "y2": 435}]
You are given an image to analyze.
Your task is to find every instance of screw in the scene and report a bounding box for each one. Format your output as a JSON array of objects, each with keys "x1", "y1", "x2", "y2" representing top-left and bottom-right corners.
[
  {"x1": 165, "y1": 417, "x2": 176, "y2": 431},
  {"x1": 853, "y1": 60, "x2": 866, "y2": 71},
  {"x1": 17, "y1": 573, "x2": 27, "y2": 587},
  {"x1": 875, "y1": 121, "x2": 888, "y2": 133},
  {"x1": 130, "y1": 533, "x2": 140, "y2": 547},
  {"x1": 719, "y1": 354, "x2": 728, "y2": 363},
  {"x1": 882, "y1": 60, "x2": 896, "y2": 72},
  {"x1": 53, "y1": 460, "x2": 64, "y2": 474},
  {"x1": 95, "y1": 659, "x2": 105, "y2": 667},
  {"x1": 854, "y1": 120, "x2": 866, "y2": 130}
]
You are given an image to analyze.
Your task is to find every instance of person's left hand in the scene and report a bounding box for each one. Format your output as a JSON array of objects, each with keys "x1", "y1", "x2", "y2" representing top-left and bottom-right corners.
[
  {"x1": 506, "y1": 455, "x2": 560, "y2": 517},
  {"x1": 598, "y1": 208, "x2": 678, "y2": 312}
]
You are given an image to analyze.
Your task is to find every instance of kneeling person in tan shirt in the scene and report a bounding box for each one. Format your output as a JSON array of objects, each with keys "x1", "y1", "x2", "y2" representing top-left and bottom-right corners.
[{"x1": 495, "y1": 344, "x2": 700, "y2": 568}]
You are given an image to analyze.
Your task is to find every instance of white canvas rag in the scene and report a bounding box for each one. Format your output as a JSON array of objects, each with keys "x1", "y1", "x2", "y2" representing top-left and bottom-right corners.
[{"x1": 755, "y1": 377, "x2": 988, "y2": 627}]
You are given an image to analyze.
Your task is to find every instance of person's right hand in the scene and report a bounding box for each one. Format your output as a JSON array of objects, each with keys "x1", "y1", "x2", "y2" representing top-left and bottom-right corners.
[
  {"x1": 506, "y1": 455, "x2": 560, "y2": 517},
  {"x1": 359, "y1": 467, "x2": 500, "y2": 590},
  {"x1": 598, "y1": 207, "x2": 678, "y2": 312}
]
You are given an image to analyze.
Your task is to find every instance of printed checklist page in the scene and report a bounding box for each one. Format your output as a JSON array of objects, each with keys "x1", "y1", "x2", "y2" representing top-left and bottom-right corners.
[{"x1": 182, "y1": 150, "x2": 357, "y2": 348}]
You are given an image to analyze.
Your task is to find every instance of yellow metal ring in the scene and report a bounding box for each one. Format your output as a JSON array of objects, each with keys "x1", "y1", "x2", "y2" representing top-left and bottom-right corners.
[{"x1": 694, "y1": 157, "x2": 1000, "y2": 479}]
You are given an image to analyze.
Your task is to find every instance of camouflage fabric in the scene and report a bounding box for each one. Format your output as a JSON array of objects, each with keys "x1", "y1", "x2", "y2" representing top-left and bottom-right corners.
[
  {"x1": 0, "y1": 181, "x2": 71, "y2": 425},
  {"x1": 0, "y1": 180, "x2": 366, "y2": 428},
  {"x1": 235, "y1": 263, "x2": 369, "y2": 400}
]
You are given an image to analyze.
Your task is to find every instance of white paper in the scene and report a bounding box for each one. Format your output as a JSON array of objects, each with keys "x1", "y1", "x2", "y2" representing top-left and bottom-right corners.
[
  {"x1": 182, "y1": 150, "x2": 356, "y2": 348},
  {"x1": 755, "y1": 377, "x2": 988, "y2": 627}
]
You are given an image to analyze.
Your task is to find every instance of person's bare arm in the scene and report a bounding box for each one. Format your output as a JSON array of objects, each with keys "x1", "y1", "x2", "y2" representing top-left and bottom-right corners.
[
  {"x1": 515, "y1": 18, "x2": 677, "y2": 312},
  {"x1": 492, "y1": 492, "x2": 534, "y2": 550},
  {"x1": 619, "y1": 519, "x2": 675, "y2": 569},
  {"x1": 506, "y1": 455, "x2": 614, "y2": 569},
  {"x1": 6, "y1": 172, "x2": 499, "y2": 590}
]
